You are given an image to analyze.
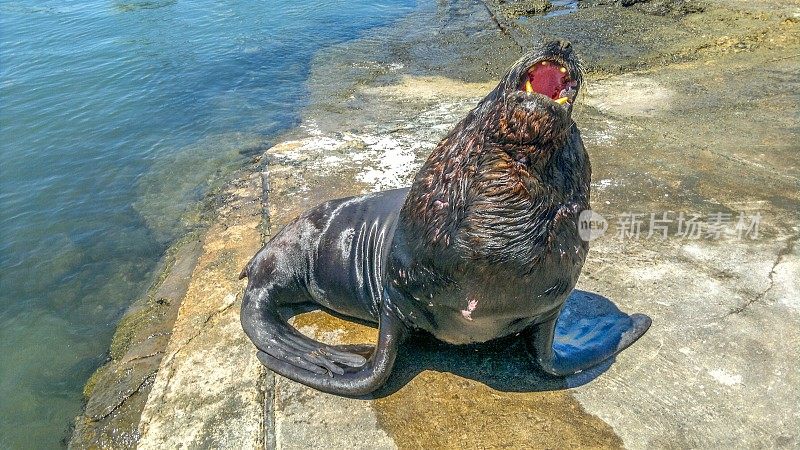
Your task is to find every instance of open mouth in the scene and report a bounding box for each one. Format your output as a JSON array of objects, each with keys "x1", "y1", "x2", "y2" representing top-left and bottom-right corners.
[{"x1": 520, "y1": 59, "x2": 578, "y2": 107}]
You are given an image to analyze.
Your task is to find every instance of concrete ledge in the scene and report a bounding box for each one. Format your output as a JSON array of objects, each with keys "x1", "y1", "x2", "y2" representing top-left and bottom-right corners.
[{"x1": 137, "y1": 173, "x2": 266, "y2": 449}]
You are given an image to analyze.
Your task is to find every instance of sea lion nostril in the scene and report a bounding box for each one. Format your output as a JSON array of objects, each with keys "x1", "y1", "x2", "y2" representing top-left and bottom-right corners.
[{"x1": 560, "y1": 40, "x2": 572, "y2": 51}]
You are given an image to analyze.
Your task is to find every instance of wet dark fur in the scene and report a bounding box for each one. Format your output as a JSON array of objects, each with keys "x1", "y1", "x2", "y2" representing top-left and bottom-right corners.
[{"x1": 387, "y1": 40, "x2": 589, "y2": 343}]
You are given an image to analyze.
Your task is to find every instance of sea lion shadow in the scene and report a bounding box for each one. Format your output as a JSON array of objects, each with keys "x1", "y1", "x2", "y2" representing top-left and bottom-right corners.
[{"x1": 373, "y1": 289, "x2": 626, "y2": 397}]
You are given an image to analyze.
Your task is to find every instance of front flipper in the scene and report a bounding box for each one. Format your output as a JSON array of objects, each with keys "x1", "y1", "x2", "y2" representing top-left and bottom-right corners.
[
  {"x1": 255, "y1": 300, "x2": 407, "y2": 396},
  {"x1": 527, "y1": 290, "x2": 652, "y2": 376}
]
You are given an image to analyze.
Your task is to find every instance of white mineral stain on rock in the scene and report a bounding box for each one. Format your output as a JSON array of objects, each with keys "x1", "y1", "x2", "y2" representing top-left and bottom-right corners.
[
  {"x1": 593, "y1": 179, "x2": 615, "y2": 190},
  {"x1": 357, "y1": 135, "x2": 419, "y2": 191},
  {"x1": 630, "y1": 265, "x2": 670, "y2": 281},
  {"x1": 582, "y1": 121, "x2": 621, "y2": 145},
  {"x1": 708, "y1": 368, "x2": 743, "y2": 386},
  {"x1": 682, "y1": 243, "x2": 706, "y2": 259},
  {"x1": 268, "y1": 87, "x2": 480, "y2": 193},
  {"x1": 220, "y1": 293, "x2": 236, "y2": 311},
  {"x1": 364, "y1": 75, "x2": 493, "y2": 101},
  {"x1": 772, "y1": 239, "x2": 799, "y2": 310}
]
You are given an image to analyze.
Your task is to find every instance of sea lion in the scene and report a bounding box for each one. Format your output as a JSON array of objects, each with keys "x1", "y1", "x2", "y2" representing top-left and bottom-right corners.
[{"x1": 240, "y1": 40, "x2": 651, "y2": 396}]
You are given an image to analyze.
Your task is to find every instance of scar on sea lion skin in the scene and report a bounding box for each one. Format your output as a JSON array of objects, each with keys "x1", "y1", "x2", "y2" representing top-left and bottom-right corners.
[{"x1": 240, "y1": 40, "x2": 651, "y2": 396}]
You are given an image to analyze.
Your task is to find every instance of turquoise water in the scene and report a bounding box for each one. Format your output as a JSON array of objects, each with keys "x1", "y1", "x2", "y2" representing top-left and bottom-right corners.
[{"x1": 0, "y1": 0, "x2": 415, "y2": 447}]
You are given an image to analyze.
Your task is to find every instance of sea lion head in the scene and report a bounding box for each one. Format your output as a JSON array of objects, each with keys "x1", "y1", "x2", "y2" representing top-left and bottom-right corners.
[{"x1": 481, "y1": 39, "x2": 583, "y2": 146}]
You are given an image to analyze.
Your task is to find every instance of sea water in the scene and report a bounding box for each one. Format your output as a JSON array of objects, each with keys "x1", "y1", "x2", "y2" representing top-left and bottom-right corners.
[{"x1": 0, "y1": 0, "x2": 415, "y2": 446}]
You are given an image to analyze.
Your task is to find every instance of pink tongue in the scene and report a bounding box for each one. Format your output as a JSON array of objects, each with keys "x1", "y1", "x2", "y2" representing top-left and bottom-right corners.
[{"x1": 531, "y1": 65, "x2": 565, "y2": 99}]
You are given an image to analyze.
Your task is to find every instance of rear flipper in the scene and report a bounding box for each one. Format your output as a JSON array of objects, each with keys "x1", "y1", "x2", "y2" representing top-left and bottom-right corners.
[
  {"x1": 243, "y1": 288, "x2": 407, "y2": 396},
  {"x1": 527, "y1": 290, "x2": 652, "y2": 376},
  {"x1": 256, "y1": 301, "x2": 406, "y2": 396},
  {"x1": 331, "y1": 343, "x2": 376, "y2": 359}
]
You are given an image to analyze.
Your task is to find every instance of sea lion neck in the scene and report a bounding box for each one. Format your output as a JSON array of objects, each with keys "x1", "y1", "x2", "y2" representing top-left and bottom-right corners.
[{"x1": 396, "y1": 116, "x2": 589, "y2": 270}]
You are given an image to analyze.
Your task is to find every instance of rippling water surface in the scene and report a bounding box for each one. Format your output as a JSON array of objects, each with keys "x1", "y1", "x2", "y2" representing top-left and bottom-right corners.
[{"x1": 0, "y1": 0, "x2": 415, "y2": 446}]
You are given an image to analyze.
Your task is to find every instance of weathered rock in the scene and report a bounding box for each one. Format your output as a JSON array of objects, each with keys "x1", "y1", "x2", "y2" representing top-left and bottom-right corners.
[
  {"x1": 136, "y1": 173, "x2": 266, "y2": 449},
  {"x1": 579, "y1": 0, "x2": 706, "y2": 16},
  {"x1": 495, "y1": 0, "x2": 553, "y2": 18}
]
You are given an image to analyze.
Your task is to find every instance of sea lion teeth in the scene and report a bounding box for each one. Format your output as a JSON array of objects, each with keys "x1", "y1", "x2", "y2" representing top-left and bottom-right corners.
[
  {"x1": 555, "y1": 97, "x2": 569, "y2": 105},
  {"x1": 559, "y1": 67, "x2": 567, "y2": 73},
  {"x1": 559, "y1": 86, "x2": 577, "y2": 101},
  {"x1": 525, "y1": 80, "x2": 533, "y2": 94}
]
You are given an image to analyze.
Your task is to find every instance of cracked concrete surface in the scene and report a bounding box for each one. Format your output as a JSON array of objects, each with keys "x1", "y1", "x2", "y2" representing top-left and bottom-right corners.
[{"x1": 729, "y1": 232, "x2": 799, "y2": 315}]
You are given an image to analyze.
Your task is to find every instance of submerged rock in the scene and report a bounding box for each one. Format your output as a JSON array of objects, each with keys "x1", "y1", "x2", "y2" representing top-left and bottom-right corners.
[{"x1": 69, "y1": 237, "x2": 202, "y2": 449}]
